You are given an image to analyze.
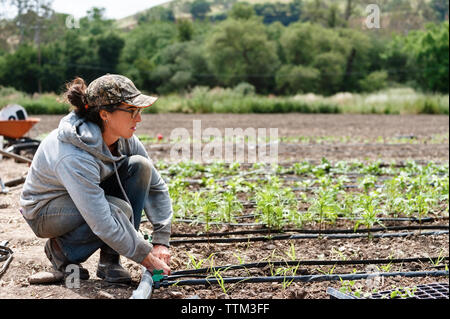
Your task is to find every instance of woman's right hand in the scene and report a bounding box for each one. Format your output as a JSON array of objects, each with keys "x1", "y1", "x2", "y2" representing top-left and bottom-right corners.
[{"x1": 141, "y1": 252, "x2": 171, "y2": 275}]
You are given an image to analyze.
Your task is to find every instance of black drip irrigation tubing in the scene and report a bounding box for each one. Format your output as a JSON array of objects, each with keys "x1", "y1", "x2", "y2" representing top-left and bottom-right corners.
[
  {"x1": 172, "y1": 215, "x2": 448, "y2": 227},
  {"x1": 0, "y1": 241, "x2": 13, "y2": 278},
  {"x1": 170, "y1": 224, "x2": 449, "y2": 238},
  {"x1": 161, "y1": 270, "x2": 449, "y2": 288},
  {"x1": 169, "y1": 230, "x2": 449, "y2": 245},
  {"x1": 171, "y1": 256, "x2": 449, "y2": 276}
]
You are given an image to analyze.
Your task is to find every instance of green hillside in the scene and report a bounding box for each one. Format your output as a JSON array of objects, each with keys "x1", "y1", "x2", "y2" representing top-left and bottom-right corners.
[{"x1": 116, "y1": 0, "x2": 442, "y2": 31}]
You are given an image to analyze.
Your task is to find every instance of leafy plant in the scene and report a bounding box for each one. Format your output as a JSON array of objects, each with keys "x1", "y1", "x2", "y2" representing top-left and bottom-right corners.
[
  {"x1": 218, "y1": 192, "x2": 243, "y2": 224},
  {"x1": 353, "y1": 193, "x2": 385, "y2": 239},
  {"x1": 186, "y1": 252, "x2": 215, "y2": 270},
  {"x1": 284, "y1": 242, "x2": 297, "y2": 261},
  {"x1": 387, "y1": 286, "x2": 417, "y2": 299}
]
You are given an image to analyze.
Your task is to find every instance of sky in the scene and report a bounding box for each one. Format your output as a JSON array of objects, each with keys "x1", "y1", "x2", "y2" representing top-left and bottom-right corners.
[{"x1": 2, "y1": 0, "x2": 175, "y2": 20}]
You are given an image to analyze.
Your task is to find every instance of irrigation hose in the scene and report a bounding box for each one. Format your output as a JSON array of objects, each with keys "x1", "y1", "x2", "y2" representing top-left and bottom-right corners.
[
  {"x1": 0, "y1": 243, "x2": 13, "y2": 279},
  {"x1": 169, "y1": 230, "x2": 449, "y2": 245},
  {"x1": 170, "y1": 256, "x2": 450, "y2": 276},
  {"x1": 162, "y1": 270, "x2": 449, "y2": 288},
  {"x1": 170, "y1": 224, "x2": 449, "y2": 238},
  {"x1": 172, "y1": 216, "x2": 446, "y2": 227},
  {"x1": 130, "y1": 266, "x2": 154, "y2": 299}
]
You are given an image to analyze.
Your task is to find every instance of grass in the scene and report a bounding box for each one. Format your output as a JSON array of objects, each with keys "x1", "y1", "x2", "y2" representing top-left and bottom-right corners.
[
  {"x1": 0, "y1": 87, "x2": 68, "y2": 114},
  {"x1": 1, "y1": 85, "x2": 448, "y2": 115}
]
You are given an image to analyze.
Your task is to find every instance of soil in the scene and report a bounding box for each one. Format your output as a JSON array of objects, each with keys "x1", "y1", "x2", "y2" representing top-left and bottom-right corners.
[{"x1": 0, "y1": 114, "x2": 448, "y2": 300}]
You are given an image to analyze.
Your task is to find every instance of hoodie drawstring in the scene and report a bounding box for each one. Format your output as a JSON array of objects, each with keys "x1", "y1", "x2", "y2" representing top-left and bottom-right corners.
[{"x1": 113, "y1": 161, "x2": 134, "y2": 227}]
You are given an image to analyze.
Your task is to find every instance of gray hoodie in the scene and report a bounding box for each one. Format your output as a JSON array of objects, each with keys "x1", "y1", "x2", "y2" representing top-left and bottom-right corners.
[{"x1": 20, "y1": 111, "x2": 173, "y2": 263}]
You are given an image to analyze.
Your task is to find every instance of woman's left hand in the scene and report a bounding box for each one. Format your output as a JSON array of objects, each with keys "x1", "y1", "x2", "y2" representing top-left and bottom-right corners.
[{"x1": 152, "y1": 245, "x2": 171, "y2": 264}]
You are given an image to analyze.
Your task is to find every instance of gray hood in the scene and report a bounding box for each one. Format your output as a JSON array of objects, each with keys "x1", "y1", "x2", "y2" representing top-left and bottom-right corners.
[{"x1": 57, "y1": 112, "x2": 122, "y2": 163}]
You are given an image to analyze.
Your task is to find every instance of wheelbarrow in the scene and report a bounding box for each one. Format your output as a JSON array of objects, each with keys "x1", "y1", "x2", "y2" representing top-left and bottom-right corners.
[
  {"x1": 0, "y1": 117, "x2": 41, "y2": 156},
  {"x1": 0, "y1": 118, "x2": 40, "y2": 193}
]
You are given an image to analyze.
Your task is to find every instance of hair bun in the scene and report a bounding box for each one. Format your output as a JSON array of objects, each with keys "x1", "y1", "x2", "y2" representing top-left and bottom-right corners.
[{"x1": 65, "y1": 77, "x2": 87, "y2": 110}]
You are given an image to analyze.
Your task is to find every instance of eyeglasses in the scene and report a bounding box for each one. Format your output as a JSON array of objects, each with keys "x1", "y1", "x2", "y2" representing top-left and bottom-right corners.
[{"x1": 113, "y1": 107, "x2": 143, "y2": 119}]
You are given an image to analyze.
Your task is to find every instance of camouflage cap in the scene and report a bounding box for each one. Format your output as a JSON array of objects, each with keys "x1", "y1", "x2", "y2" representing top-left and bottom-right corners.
[{"x1": 85, "y1": 74, "x2": 158, "y2": 108}]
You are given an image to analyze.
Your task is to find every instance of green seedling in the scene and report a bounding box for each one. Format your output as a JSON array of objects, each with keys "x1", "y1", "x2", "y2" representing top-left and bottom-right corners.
[
  {"x1": 285, "y1": 242, "x2": 297, "y2": 261},
  {"x1": 388, "y1": 286, "x2": 417, "y2": 299},
  {"x1": 279, "y1": 265, "x2": 300, "y2": 290},
  {"x1": 218, "y1": 192, "x2": 242, "y2": 224},
  {"x1": 233, "y1": 251, "x2": 245, "y2": 265},
  {"x1": 428, "y1": 250, "x2": 447, "y2": 267},
  {"x1": 186, "y1": 252, "x2": 215, "y2": 270},
  {"x1": 353, "y1": 193, "x2": 384, "y2": 239},
  {"x1": 316, "y1": 264, "x2": 336, "y2": 276},
  {"x1": 330, "y1": 247, "x2": 348, "y2": 261}
]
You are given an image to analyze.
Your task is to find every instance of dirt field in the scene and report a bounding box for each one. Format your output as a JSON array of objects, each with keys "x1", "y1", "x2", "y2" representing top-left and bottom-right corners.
[{"x1": 0, "y1": 113, "x2": 448, "y2": 299}]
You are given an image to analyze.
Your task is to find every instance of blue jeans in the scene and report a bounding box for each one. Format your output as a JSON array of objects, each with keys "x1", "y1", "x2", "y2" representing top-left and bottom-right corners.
[{"x1": 25, "y1": 155, "x2": 152, "y2": 264}]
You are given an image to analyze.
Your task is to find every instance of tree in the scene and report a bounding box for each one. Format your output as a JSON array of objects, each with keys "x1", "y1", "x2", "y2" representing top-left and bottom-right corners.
[
  {"x1": 229, "y1": 2, "x2": 254, "y2": 20},
  {"x1": 96, "y1": 33, "x2": 125, "y2": 73},
  {"x1": 431, "y1": 0, "x2": 449, "y2": 21},
  {"x1": 405, "y1": 22, "x2": 449, "y2": 92},
  {"x1": 177, "y1": 19, "x2": 194, "y2": 42},
  {"x1": 276, "y1": 64, "x2": 320, "y2": 94},
  {"x1": 138, "y1": 6, "x2": 174, "y2": 24},
  {"x1": 280, "y1": 22, "x2": 349, "y2": 66},
  {"x1": 338, "y1": 28, "x2": 373, "y2": 92},
  {"x1": 119, "y1": 21, "x2": 178, "y2": 91},
  {"x1": 6, "y1": 0, "x2": 54, "y2": 45},
  {"x1": 326, "y1": 3, "x2": 342, "y2": 28},
  {"x1": 0, "y1": 44, "x2": 39, "y2": 92},
  {"x1": 60, "y1": 30, "x2": 99, "y2": 83},
  {"x1": 205, "y1": 18, "x2": 279, "y2": 92},
  {"x1": 312, "y1": 51, "x2": 347, "y2": 95},
  {"x1": 358, "y1": 70, "x2": 388, "y2": 92},
  {"x1": 253, "y1": 0, "x2": 302, "y2": 25},
  {"x1": 151, "y1": 41, "x2": 212, "y2": 94},
  {"x1": 301, "y1": 0, "x2": 328, "y2": 25},
  {"x1": 190, "y1": 0, "x2": 211, "y2": 21}
]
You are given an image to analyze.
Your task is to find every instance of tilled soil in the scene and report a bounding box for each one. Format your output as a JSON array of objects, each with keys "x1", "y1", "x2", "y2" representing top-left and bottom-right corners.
[{"x1": 0, "y1": 114, "x2": 448, "y2": 299}]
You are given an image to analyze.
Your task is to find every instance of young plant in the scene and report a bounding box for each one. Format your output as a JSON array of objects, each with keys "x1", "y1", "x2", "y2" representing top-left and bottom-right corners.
[
  {"x1": 358, "y1": 175, "x2": 378, "y2": 194},
  {"x1": 388, "y1": 286, "x2": 417, "y2": 299},
  {"x1": 316, "y1": 264, "x2": 336, "y2": 276},
  {"x1": 205, "y1": 255, "x2": 232, "y2": 294},
  {"x1": 186, "y1": 252, "x2": 215, "y2": 270},
  {"x1": 413, "y1": 192, "x2": 435, "y2": 231},
  {"x1": 284, "y1": 242, "x2": 297, "y2": 261},
  {"x1": 254, "y1": 180, "x2": 296, "y2": 232},
  {"x1": 218, "y1": 192, "x2": 242, "y2": 224},
  {"x1": 307, "y1": 189, "x2": 340, "y2": 235},
  {"x1": 353, "y1": 193, "x2": 384, "y2": 239},
  {"x1": 429, "y1": 250, "x2": 447, "y2": 267},
  {"x1": 201, "y1": 195, "x2": 220, "y2": 236},
  {"x1": 280, "y1": 265, "x2": 300, "y2": 290},
  {"x1": 330, "y1": 247, "x2": 348, "y2": 261}
]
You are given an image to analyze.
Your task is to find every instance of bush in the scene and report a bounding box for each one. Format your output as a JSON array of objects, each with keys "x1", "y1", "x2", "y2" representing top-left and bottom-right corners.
[
  {"x1": 359, "y1": 71, "x2": 389, "y2": 92},
  {"x1": 0, "y1": 88, "x2": 68, "y2": 115},
  {"x1": 276, "y1": 65, "x2": 320, "y2": 94},
  {"x1": 233, "y1": 82, "x2": 255, "y2": 96}
]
